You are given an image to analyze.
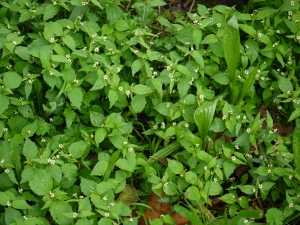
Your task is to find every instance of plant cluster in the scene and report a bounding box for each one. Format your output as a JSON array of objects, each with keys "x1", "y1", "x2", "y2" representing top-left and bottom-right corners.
[{"x1": 0, "y1": 0, "x2": 300, "y2": 224}]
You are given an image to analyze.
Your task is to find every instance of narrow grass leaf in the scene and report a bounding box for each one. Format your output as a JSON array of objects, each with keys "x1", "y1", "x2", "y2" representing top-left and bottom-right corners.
[{"x1": 223, "y1": 16, "x2": 240, "y2": 80}]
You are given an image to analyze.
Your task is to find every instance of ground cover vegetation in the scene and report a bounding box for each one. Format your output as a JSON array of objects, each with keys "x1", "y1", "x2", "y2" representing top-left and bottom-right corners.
[{"x1": 0, "y1": 0, "x2": 300, "y2": 224}]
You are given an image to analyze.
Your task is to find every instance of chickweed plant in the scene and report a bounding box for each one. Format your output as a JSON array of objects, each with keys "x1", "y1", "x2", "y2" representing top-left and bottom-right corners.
[{"x1": 0, "y1": 0, "x2": 300, "y2": 224}]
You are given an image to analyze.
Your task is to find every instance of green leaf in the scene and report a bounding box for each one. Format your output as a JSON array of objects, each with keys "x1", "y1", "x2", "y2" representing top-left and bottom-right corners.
[
  {"x1": 133, "y1": 84, "x2": 153, "y2": 94},
  {"x1": 173, "y1": 205, "x2": 202, "y2": 225},
  {"x1": 62, "y1": 35, "x2": 76, "y2": 50},
  {"x1": 52, "y1": 55, "x2": 71, "y2": 63},
  {"x1": 223, "y1": 16, "x2": 240, "y2": 80},
  {"x1": 288, "y1": 108, "x2": 300, "y2": 122},
  {"x1": 91, "y1": 161, "x2": 108, "y2": 176},
  {"x1": 212, "y1": 73, "x2": 230, "y2": 85},
  {"x1": 14, "y1": 46, "x2": 30, "y2": 61},
  {"x1": 293, "y1": 127, "x2": 300, "y2": 174},
  {"x1": 278, "y1": 77, "x2": 293, "y2": 93},
  {"x1": 185, "y1": 171, "x2": 198, "y2": 185},
  {"x1": 108, "y1": 89, "x2": 118, "y2": 109},
  {"x1": 186, "y1": 186, "x2": 201, "y2": 200},
  {"x1": 167, "y1": 159, "x2": 184, "y2": 174},
  {"x1": 80, "y1": 177, "x2": 97, "y2": 196},
  {"x1": 44, "y1": 4, "x2": 60, "y2": 21},
  {"x1": 3, "y1": 72, "x2": 22, "y2": 89},
  {"x1": 67, "y1": 87, "x2": 83, "y2": 109},
  {"x1": 106, "y1": 4, "x2": 123, "y2": 25},
  {"x1": 95, "y1": 128, "x2": 107, "y2": 146},
  {"x1": 114, "y1": 20, "x2": 129, "y2": 31},
  {"x1": 219, "y1": 193, "x2": 236, "y2": 204},
  {"x1": 223, "y1": 160, "x2": 236, "y2": 179},
  {"x1": 191, "y1": 51, "x2": 204, "y2": 68},
  {"x1": 208, "y1": 181, "x2": 222, "y2": 196},
  {"x1": 50, "y1": 201, "x2": 73, "y2": 224},
  {"x1": 0, "y1": 192, "x2": 10, "y2": 206},
  {"x1": 29, "y1": 169, "x2": 53, "y2": 195},
  {"x1": 23, "y1": 138, "x2": 38, "y2": 160},
  {"x1": 266, "y1": 208, "x2": 283, "y2": 225},
  {"x1": 69, "y1": 141, "x2": 87, "y2": 159},
  {"x1": 0, "y1": 94, "x2": 9, "y2": 115},
  {"x1": 21, "y1": 120, "x2": 37, "y2": 138},
  {"x1": 239, "y1": 66, "x2": 258, "y2": 101},
  {"x1": 115, "y1": 158, "x2": 134, "y2": 172},
  {"x1": 193, "y1": 29, "x2": 202, "y2": 49},
  {"x1": 194, "y1": 94, "x2": 225, "y2": 145},
  {"x1": 90, "y1": 111, "x2": 105, "y2": 127},
  {"x1": 12, "y1": 200, "x2": 32, "y2": 209},
  {"x1": 63, "y1": 108, "x2": 76, "y2": 128},
  {"x1": 131, "y1": 59, "x2": 144, "y2": 76},
  {"x1": 131, "y1": 95, "x2": 146, "y2": 113},
  {"x1": 239, "y1": 24, "x2": 257, "y2": 36}
]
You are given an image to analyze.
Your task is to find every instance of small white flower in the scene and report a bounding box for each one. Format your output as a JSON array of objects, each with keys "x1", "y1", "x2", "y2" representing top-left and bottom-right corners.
[
  {"x1": 119, "y1": 86, "x2": 123, "y2": 91},
  {"x1": 105, "y1": 212, "x2": 110, "y2": 217},
  {"x1": 235, "y1": 145, "x2": 239, "y2": 149},
  {"x1": 19, "y1": 189, "x2": 23, "y2": 193},
  {"x1": 59, "y1": 144, "x2": 63, "y2": 148},
  {"x1": 236, "y1": 115, "x2": 240, "y2": 119},
  {"x1": 217, "y1": 23, "x2": 221, "y2": 28},
  {"x1": 153, "y1": 125, "x2": 157, "y2": 129},
  {"x1": 258, "y1": 184, "x2": 263, "y2": 189},
  {"x1": 126, "y1": 90, "x2": 130, "y2": 96},
  {"x1": 67, "y1": 25, "x2": 71, "y2": 30},
  {"x1": 53, "y1": 1, "x2": 57, "y2": 5},
  {"x1": 50, "y1": 38, "x2": 55, "y2": 43},
  {"x1": 257, "y1": 33, "x2": 262, "y2": 37},
  {"x1": 134, "y1": 31, "x2": 139, "y2": 36},
  {"x1": 268, "y1": 169, "x2": 271, "y2": 174},
  {"x1": 73, "y1": 213, "x2": 77, "y2": 218},
  {"x1": 123, "y1": 141, "x2": 128, "y2": 145},
  {"x1": 291, "y1": 1, "x2": 295, "y2": 5},
  {"x1": 237, "y1": 75, "x2": 241, "y2": 79},
  {"x1": 252, "y1": 188, "x2": 256, "y2": 193},
  {"x1": 289, "y1": 175, "x2": 293, "y2": 180},
  {"x1": 244, "y1": 70, "x2": 248, "y2": 75},
  {"x1": 222, "y1": 115, "x2": 227, "y2": 120},
  {"x1": 231, "y1": 156, "x2": 236, "y2": 161},
  {"x1": 128, "y1": 148, "x2": 133, "y2": 152},
  {"x1": 195, "y1": 143, "x2": 200, "y2": 148},
  {"x1": 173, "y1": 122, "x2": 177, "y2": 126},
  {"x1": 116, "y1": 67, "x2": 121, "y2": 73},
  {"x1": 164, "y1": 182, "x2": 168, "y2": 187},
  {"x1": 49, "y1": 191, "x2": 55, "y2": 198},
  {"x1": 289, "y1": 203, "x2": 294, "y2": 208},
  {"x1": 244, "y1": 219, "x2": 249, "y2": 224},
  {"x1": 129, "y1": 218, "x2": 134, "y2": 222},
  {"x1": 103, "y1": 75, "x2": 108, "y2": 80},
  {"x1": 182, "y1": 109, "x2": 185, "y2": 113},
  {"x1": 7, "y1": 202, "x2": 11, "y2": 207},
  {"x1": 204, "y1": 166, "x2": 208, "y2": 171},
  {"x1": 66, "y1": 54, "x2": 71, "y2": 59},
  {"x1": 3, "y1": 128, "x2": 8, "y2": 132},
  {"x1": 288, "y1": 11, "x2": 293, "y2": 16},
  {"x1": 94, "y1": 47, "x2": 99, "y2": 52},
  {"x1": 246, "y1": 128, "x2": 251, "y2": 133},
  {"x1": 23, "y1": 216, "x2": 28, "y2": 220},
  {"x1": 103, "y1": 36, "x2": 107, "y2": 41},
  {"x1": 199, "y1": 94, "x2": 204, "y2": 99},
  {"x1": 110, "y1": 202, "x2": 115, "y2": 206},
  {"x1": 185, "y1": 123, "x2": 189, "y2": 128},
  {"x1": 278, "y1": 105, "x2": 282, "y2": 110},
  {"x1": 4, "y1": 168, "x2": 9, "y2": 173},
  {"x1": 214, "y1": 178, "x2": 218, "y2": 182},
  {"x1": 243, "y1": 115, "x2": 246, "y2": 120},
  {"x1": 103, "y1": 196, "x2": 107, "y2": 201}
]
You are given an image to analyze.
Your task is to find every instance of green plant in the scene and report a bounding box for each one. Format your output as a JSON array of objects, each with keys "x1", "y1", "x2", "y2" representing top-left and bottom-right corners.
[{"x1": 0, "y1": 0, "x2": 300, "y2": 225}]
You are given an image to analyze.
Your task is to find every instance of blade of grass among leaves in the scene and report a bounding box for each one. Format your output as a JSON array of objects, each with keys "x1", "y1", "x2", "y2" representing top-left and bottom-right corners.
[
  {"x1": 223, "y1": 15, "x2": 240, "y2": 81},
  {"x1": 194, "y1": 93, "x2": 227, "y2": 147},
  {"x1": 293, "y1": 127, "x2": 300, "y2": 173},
  {"x1": 238, "y1": 66, "x2": 258, "y2": 102}
]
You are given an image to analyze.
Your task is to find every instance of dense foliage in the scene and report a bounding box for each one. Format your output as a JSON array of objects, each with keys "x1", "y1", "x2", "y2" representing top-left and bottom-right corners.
[{"x1": 0, "y1": 0, "x2": 300, "y2": 224}]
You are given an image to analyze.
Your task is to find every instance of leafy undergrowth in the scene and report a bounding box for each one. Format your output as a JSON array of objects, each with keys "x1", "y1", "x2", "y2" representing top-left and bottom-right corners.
[{"x1": 0, "y1": 0, "x2": 300, "y2": 225}]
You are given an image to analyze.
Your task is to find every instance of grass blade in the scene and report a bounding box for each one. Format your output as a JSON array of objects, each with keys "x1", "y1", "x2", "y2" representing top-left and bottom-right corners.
[{"x1": 223, "y1": 16, "x2": 240, "y2": 80}]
